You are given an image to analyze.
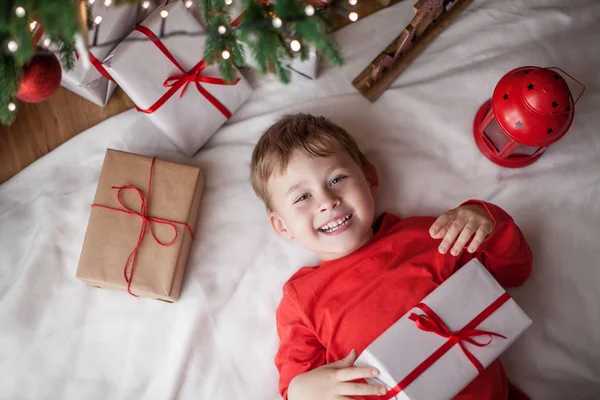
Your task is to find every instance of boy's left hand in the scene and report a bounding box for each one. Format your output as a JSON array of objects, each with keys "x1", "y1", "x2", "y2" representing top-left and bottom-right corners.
[{"x1": 429, "y1": 204, "x2": 494, "y2": 256}]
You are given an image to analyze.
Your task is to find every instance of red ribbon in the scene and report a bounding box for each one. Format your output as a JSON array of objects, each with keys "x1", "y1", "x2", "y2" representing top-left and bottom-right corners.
[
  {"x1": 379, "y1": 292, "x2": 510, "y2": 400},
  {"x1": 133, "y1": 25, "x2": 239, "y2": 117},
  {"x1": 91, "y1": 157, "x2": 194, "y2": 297},
  {"x1": 76, "y1": 50, "x2": 115, "y2": 82}
]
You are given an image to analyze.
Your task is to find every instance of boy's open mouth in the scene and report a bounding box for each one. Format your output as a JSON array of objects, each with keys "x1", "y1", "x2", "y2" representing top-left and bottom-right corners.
[{"x1": 318, "y1": 214, "x2": 353, "y2": 234}]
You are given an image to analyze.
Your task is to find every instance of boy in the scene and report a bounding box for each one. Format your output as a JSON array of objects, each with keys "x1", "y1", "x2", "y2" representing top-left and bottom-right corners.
[{"x1": 250, "y1": 114, "x2": 532, "y2": 400}]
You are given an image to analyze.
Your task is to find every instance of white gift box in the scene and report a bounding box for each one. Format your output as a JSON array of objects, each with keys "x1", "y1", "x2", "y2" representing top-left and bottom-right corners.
[
  {"x1": 60, "y1": 64, "x2": 117, "y2": 107},
  {"x1": 105, "y1": 1, "x2": 252, "y2": 156},
  {"x1": 35, "y1": 2, "x2": 138, "y2": 106},
  {"x1": 285, "y1": 50, "x2": 319, "y2": 80},
  {"x1": 354, "y1": 258, "x2": 532, "y2": 400},
  {"x1": 241, "y1": 42, "x2": 319, "y2": 80}
]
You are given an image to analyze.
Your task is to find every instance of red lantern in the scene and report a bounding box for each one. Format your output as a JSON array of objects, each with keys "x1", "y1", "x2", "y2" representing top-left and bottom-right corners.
[{"x1": 473, "y1": 66, "x2": 584, "y2": 168}]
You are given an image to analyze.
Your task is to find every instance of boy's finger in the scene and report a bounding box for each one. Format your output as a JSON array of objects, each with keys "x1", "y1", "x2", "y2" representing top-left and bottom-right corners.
[
  {"x1": 429, "y1": 212, "x2": 454, "y2": 238},
  {"x1": 438, "y1": 219, "x2": 466, "y2": 254},
  {"x1": 335, "y1": 366, "x2": 380, "y2": 382},
  {"x1": 450, "y1": 223, "x2": 477, "y2": 256},
  {"x1": 332, "y1": 349, "x2": 356, "y2": 367},
  {"x1": 467, "y1": 226, "x2": 489, "y2": 253},
  {"x1": 337, "y1": 382, "x2": 387, "y2": 396}
]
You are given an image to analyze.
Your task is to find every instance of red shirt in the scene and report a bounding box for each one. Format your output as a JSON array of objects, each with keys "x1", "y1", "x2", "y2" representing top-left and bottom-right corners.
[{"x1": 275, "y1": 201, "x2": 533, "y2": 399}]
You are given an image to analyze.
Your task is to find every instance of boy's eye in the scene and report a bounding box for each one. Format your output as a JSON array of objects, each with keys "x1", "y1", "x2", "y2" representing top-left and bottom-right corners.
[
  {"x1": 330, "y1": 175, "x2": 347, "y2": 186},
  {"x1": 294, "y1": 194, "x2": 310, "y2": 204}
]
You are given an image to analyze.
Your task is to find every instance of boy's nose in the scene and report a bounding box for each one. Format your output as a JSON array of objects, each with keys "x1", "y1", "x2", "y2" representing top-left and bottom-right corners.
[{"x1": 319, "y1": 191, "x2": 340, "y2": 212}]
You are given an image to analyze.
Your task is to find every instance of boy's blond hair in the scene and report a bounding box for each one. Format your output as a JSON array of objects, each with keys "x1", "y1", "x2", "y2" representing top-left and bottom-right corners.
[{"x1": 251, "y1": 113, "x2": 370, "y2": 211}]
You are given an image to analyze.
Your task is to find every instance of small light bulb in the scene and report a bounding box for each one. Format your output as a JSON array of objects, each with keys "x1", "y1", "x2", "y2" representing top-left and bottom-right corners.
[
  {"x1": 94, "y1": 16, "x2": 103, "y2": 25},
  {"x1": 304, "y1": 5, "x2": 315, "y2": 16},
  {"x1": 88, "y1": 0, "x2": 96, "y2": 4},
  {"x1": 349, "y1": 12, "x2": 358, "y2": 21},
  {"x1": 221, "y1": 50, "x2": 231, "y2": 59},
  {"x1": 44, "y1": 38, "x2": 51, "y2": 47},
  {"x1": 29, "y1": 21, "x2": 37, "y2": 32},
  {"x1": 224, "y1": 0, "x2": 233, "y2": 5},
  {"x1": 218, "y1": 25, "x2": 226, "y2": 34},
  {"x1": 104, "y1": 0, "x2": 112, "y2": 7},
  {"x1": 142, "y1": 1, "x2": 151, "y2": 9},
  {"x1": 8, "y1": 102, "x2": 16, "y2": 112},
  {"x1": 15, "y1": 6, "x2": 26, "y2": 18},
  {"x1": 290, "y1": 40, "x2": 301, "y2": 52},
  {"x1": 160, "y1": 10, "x2": 169, "y2": 18},
  {"x1": 272, "y1": 17, "x2": 282, "y2": 28},
  {"x1": 7, "y1": 40, "x2": 18, "y2": 52},
  {"x1": 348, "y1": 0, "x2": 357, "y2": 5},
  {"x1": 185, "y1": 0, "x2": 193, "y2": 8}
]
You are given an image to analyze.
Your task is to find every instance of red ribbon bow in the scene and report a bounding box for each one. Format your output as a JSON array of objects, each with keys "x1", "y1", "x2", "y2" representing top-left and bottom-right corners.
[
  {"x1": 133, "y1": 25, "x2": 240, "y2": 117},
  {"x1": 408, "y1": 304, "x2": 507, "y2": 373},
  {"x1": 379, "y1": 292, "x2": 511, "y2": 400},
  {"x1": 91, "y1": 157, "x2": 194, "y2": 297}
]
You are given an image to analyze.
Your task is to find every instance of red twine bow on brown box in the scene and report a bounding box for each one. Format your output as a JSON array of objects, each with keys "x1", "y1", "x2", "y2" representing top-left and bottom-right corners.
[
  {"x1": 378, "y1": 292, "x2": 510, "y2": 400},
  {"x1": 91, "y1": 157, "x2": 194, "y2": 297},
  {"x1": 133, "y1": 25, "x2": 240, "y2": 117}
]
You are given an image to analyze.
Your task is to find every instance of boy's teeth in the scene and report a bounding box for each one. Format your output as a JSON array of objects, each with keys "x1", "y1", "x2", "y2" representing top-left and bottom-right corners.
[{"x1": 319, "y1": 215, "x2": 351, "y2": 233}]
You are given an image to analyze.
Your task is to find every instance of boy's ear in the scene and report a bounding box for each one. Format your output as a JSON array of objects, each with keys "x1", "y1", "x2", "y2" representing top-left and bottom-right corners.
[
  {"x1": 365, "y1": 162, "x2": 380, "y2": 197},
  {"x1": 269, "y1": 212, "x2": 294, "y2": 240}
]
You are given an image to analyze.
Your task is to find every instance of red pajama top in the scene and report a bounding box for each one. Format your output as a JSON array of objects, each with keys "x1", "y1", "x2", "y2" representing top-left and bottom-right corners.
[{"x1": 275, "y1": 201, "x2": 533, "y2": 400}]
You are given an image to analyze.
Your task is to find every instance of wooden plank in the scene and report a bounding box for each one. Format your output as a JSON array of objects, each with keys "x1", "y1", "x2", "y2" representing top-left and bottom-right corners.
[
  {"x1": 328, "y1": 0, "x2": 405, "y2": 32},
  {"x1": 352, "y1": 0, "x2": 473, "y2": 102}
]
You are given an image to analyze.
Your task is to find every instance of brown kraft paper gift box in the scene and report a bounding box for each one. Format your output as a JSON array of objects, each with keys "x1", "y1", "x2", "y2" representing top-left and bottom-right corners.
[{"x1": 76, "y1": 149, "x2": 204, "y2": 302}]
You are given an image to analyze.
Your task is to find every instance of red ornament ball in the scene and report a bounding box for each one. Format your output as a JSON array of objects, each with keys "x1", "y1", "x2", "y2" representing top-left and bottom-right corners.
[{"x1": 16, "y1": 50, "x2": 62, "y2": 103}]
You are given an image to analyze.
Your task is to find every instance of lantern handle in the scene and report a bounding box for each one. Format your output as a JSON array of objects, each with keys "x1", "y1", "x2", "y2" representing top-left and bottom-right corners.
[{"x1": 548, "y1": 67, "x2": 585, "y2": 108}]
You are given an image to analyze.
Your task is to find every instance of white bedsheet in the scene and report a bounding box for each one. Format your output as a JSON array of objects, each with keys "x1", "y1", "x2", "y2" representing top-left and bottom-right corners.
[{"x1": 1, "y1": 0, "x2": 599, "y2": 399}]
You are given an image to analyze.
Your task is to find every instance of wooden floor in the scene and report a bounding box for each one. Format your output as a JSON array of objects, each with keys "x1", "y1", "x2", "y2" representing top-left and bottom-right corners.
[
  {"x1": 0, "y1": 88, "x2": 135, "y2": 184},
  {"x1": 0, "y1": 0, "x2": 402, "y2": 185}
]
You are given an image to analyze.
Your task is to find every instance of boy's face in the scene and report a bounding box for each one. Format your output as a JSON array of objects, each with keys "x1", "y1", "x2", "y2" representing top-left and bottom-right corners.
[{"x1": 267, "y1": 145, "x2": 379, "y2": 261}]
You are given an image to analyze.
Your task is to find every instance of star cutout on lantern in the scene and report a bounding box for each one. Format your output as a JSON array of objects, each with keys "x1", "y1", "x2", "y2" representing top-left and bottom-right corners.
[
  {"x1": 566, "y1": 105, "x2": 571, "y2": 111},
  {"x1": 552, "y1": 101, "x2": 558, "y2": 108},
  {"x1": 527, "y1": 83, "x2": 535, "y2": 90},
  {"x1": 554, "y1": 74, "x2": 560, "y2": 80},
  {"x1": 524, "y1": 70, "x2": 530, "y2": 74},
  {"x1": 515, "y1": 121, "x2": 523, "y2": 128},
  {"x1": 503, "y1": 93, "x2": 509, "y2": 100},
  {"x1": 547, "y1": 128, "x2": 553, "y2": 134}
]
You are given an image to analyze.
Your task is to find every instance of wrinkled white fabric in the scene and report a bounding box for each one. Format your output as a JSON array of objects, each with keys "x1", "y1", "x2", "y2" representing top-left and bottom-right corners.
[{"x1": 1, "y1": 1, "x2": 599, "y2": 399}]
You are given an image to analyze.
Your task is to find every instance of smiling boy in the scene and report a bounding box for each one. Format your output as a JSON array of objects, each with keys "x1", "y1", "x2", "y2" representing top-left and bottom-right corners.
[{"x1": 251, "y1": 114, "x2": 532, "y2": 400}]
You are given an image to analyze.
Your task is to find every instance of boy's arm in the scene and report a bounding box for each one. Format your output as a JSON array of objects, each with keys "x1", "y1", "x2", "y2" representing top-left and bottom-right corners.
[
  {"x1": 275, "y1": 284, "x2": 326, "y2": 399},
  {"x1": 458, "y1": 200, "x2": 533, "y2": 288}
]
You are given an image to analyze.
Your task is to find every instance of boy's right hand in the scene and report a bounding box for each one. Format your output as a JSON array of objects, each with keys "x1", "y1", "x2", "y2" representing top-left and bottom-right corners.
[{"x1": 287, "y1": 349, "x2": 387, "y2": 400}]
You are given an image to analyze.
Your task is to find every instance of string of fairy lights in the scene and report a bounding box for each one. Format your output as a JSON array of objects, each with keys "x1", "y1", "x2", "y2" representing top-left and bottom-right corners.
[{"x1": 4, "y1": 0, "x2": 360, "y2": 112}]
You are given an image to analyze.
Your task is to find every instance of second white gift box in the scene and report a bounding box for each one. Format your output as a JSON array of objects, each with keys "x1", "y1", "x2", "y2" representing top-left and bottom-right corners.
[{"x1": 354, "y1": 258, "x2": 532, "y2": 400}]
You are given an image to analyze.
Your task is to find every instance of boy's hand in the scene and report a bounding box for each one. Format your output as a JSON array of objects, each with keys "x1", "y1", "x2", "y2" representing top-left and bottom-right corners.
[
  {"x1": 287, "y1": 349, "x2": 387, "y2": 400},
  {"x1": 429, "y1": 204, "x2": 494, "y2": 256}
]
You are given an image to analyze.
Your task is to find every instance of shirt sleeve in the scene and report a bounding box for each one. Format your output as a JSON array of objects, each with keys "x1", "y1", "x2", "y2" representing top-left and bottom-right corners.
[
  {"x1": 457, "y1": 200, "x2": 533, "y2": 288},
  {"x1": 275, "y1": 284, "x2": 326, "y2": 399}
]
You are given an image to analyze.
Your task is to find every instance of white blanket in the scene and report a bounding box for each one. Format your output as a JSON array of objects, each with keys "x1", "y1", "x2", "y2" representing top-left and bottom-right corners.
[{"x1": 1, "y1": 0, "x2": 599, "y2": 399}]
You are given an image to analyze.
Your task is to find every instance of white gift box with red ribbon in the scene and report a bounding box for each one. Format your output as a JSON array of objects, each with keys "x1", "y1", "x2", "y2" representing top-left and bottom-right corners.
[
  {"x1": 105, "y1": 1, "x2": 252, "y2": 156},
  {"x1": 354, "y1": 258, "x2": 532, "y2": 400},
  {"x1": 34, "y1": 2, "x2": 138, "y2": 106}
]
